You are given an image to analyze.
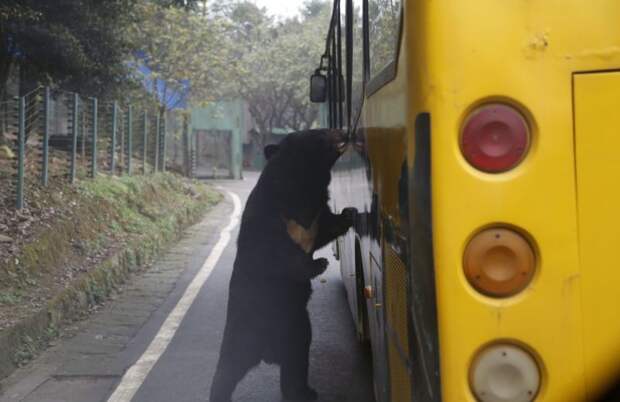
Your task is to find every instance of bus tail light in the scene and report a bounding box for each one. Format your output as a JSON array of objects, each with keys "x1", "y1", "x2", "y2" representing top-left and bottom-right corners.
[
  {"x1": 461, "y1": 103, "x2": 530, "y2": 173},
  {"x1": 463, "y1": 228, "x2": 536, "y2": 298},
  {"x1": 470, "y1": 343, "x2": 541, "y2": 402}
]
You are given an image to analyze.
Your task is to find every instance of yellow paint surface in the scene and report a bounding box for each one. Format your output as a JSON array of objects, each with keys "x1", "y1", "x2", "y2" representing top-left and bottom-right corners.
[
  {"x1": 574, "y1": 71, "x2": 620, "y2": 400},
  {"x1": 399, "y1": 0, "x2": 620, "y2": 400}
]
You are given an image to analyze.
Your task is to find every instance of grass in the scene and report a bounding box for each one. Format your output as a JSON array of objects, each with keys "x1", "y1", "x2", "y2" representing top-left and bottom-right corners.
[
  {"x1": 0, "y1": 290, "x2": 22, "y2": 306},
  {"x1": 0, "y1": 171, "x2": 222, "y2": 299}
]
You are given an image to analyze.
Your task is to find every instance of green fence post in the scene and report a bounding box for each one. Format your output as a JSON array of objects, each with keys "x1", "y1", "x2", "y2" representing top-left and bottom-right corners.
[
  {"x1": 16, "y1": 96, "x2": 25, "y2": 209},
  {"x1": 182, "y1": 116, "x2": 189, "y2": 176},
  {"x1": 42, "y1": 87, "x2": 50, "y2": 186},
  {"x1": 188, "y1": 117, "x2": 196, "y2": 178},
  {"x1": 160, "y1": 114, "x2": 166, "y2": 172},
  {"x1": 70, "y1": 93, "x2": 79, "y2": 183},
  {"x1": 185, "y1": 117, "x2": 195, "y2": 178},
  {"x1": 192, "y1": 132, "x2": 197, "y2": 178},
  {"x1": 126, "y1": 105, "x2": 132, "y2": 175},
  {"x1": 143, "y1": 111, "x2": 148, "y2": 175},
  {"x1": 110, "y1": 101, "x2": 117, "y2": 174},
  {"x1": 91, "y1": 97, "x2": 97, "y2": 178},
  {"x1": 154, "y1": 112, "x2": 160, "y2": 172},
  {"x1": 80, "y1": 101, "x2": 85, "y2": 162}
]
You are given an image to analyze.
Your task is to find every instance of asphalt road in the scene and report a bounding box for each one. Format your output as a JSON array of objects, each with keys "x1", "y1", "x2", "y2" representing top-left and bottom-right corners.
[{"x1": 0, "y1": 172, "x2": 375, "y2": 402}]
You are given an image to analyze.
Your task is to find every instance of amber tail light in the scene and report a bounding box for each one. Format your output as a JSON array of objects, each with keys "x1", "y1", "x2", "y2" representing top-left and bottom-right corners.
[{"x1": 463, "y1": 227, "x2": 536, "y2": 298}]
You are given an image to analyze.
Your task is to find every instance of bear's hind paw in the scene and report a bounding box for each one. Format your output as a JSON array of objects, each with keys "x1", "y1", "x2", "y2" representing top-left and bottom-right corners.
[{"x1": 282, "y1": 386, "x2": 318, "y2": 401}]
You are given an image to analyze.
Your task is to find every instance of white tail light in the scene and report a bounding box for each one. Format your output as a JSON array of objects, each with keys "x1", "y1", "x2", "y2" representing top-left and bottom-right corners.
[{"x1": 470, "y1": 343, "x2": 541, "y2": 402}]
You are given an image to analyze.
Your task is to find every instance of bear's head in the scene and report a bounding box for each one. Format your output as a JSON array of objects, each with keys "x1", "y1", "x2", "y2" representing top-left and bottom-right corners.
[
  {"x1": 263, "y1": 129, "x2": 346, "y2": 175},
  {"x1": 260, "y1": 129, "x2": 347, "y2": 250},
  {"x1": 262, "y1": 129, "x2": 346, "y2": 192}
]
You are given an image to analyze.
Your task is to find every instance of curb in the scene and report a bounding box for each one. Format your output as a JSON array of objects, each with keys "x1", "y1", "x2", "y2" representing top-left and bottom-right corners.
[{"x1": 0, "y1": 193, "x2": 219, "y2": 381}]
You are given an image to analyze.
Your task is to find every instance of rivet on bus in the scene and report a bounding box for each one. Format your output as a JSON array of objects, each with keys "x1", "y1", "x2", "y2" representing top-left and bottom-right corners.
[
  {"x1": 461, "y1": 103, "x2": 530, "y2": 173},
  {"x1": 463, "y1": 227, "x2": 536, "y2": 298},
  {"x1": 470, "y1": 343, "x2": 541, "y2": 402}
]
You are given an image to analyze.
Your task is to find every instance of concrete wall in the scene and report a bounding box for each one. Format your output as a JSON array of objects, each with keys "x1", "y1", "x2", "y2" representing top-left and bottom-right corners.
[{"x1": 190, "y1": 99, "x2": 251, "y2": 179}]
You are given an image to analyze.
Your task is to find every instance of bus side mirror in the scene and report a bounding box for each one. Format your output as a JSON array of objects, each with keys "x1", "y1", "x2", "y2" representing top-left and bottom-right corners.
[{"x1": 310, "y1": 70, "x2": 327, "y2": 103}]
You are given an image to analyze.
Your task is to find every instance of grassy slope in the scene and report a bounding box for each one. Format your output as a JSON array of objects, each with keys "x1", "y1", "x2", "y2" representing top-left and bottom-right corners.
[{"x1": 0, "y1": 173, "x2": 221, "y2": 373}]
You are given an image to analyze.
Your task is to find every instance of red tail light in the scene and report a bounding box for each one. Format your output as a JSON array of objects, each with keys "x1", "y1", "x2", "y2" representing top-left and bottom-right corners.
[{"x1": 461, "y1": 103, "x2": 530, "y2": 173}]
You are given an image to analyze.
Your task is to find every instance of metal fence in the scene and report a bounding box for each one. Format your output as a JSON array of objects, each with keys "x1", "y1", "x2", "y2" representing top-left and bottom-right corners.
[
  {"x1": 162, "y1": 109, "x2": 194, "y2": 179},
  {"x1": 0, "y1": 86, "x2": 173, "y2": 209}
]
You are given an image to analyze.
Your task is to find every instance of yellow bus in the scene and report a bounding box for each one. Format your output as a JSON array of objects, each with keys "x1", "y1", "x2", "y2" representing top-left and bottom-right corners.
[{"x1": 310, "y1": 1, "x2": 620, "y2": 401}]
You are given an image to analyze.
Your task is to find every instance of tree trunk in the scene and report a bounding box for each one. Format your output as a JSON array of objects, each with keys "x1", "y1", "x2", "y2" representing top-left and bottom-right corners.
[
  {"x1": 0, "y1": 31, "x2": 13, "y2": 145},
  {"x1": 0, "y1": 59, "x2": 12, "y2": 101},
  {"x1": 0, "y1": 30, "x2": 13, "y2": 99}
]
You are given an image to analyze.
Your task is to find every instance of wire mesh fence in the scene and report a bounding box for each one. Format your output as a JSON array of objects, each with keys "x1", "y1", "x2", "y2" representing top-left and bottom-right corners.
[
  {"x1": 0, "y1": 96, "x2": 19, "y2": 209},
  {"x1": 0, "y1": 87, "x2": 177, "y2": 210},
  {"x1": 165, "y1": 110, "x2": 194, "y2": 177}
]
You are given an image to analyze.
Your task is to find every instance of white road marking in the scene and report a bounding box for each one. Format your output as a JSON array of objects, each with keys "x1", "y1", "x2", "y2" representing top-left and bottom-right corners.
[{"x1": 106, "y1": 190, "x2": 242, "y2": 402}]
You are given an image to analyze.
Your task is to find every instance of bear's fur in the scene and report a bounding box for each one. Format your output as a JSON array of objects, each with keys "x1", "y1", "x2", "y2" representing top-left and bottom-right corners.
[{"x1": 209, "y1": 129, "x2": 355, "y2": 402}]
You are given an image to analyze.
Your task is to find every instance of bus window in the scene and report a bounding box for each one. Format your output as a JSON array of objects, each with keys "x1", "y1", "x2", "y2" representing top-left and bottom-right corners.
[
  {"x1": 368, "y1": 0, "x2": 401, "y2": 79},
  {"x1": 350, "y1": 0, "x2": 365, "y2": 126}
]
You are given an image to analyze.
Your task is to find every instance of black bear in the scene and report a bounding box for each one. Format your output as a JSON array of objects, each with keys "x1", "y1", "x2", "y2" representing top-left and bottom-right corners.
[{"x1": 209, "y1": 129, "x2": 355, "y2": 402}]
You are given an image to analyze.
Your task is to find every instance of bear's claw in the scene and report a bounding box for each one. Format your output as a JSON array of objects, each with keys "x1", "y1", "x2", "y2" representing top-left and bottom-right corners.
[{"x1": 313, "y1": 257, "x2": 329, "y2": 275}]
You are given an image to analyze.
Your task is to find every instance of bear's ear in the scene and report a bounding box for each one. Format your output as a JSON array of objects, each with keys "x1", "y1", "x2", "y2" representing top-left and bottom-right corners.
[{"x1": 264, "y1": 144, "x2": 280, "y2": 160}]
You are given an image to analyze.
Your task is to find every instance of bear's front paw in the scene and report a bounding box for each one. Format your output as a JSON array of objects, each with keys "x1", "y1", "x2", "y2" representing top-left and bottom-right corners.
[
  {"x1": 340, "y1": 207, "x2": 357, "y2": 227},
  {"x1": 313, "y1": 257, "x2": 329, "y2": 275}
]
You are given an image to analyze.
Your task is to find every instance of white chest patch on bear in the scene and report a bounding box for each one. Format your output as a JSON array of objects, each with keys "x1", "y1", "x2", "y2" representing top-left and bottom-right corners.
[{"x1": 285, "y1": 214, "x2": 320, "y2": 254}]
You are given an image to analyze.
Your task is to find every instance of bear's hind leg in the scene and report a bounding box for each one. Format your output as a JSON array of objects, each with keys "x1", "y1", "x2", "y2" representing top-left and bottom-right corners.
[
  {"x1": 209, "y1": 333, "x2": 261, "y2": 402},
  {"x1": 280, "y1": 360, "x2": 317, "y2": 402},
  {"x1": 279, "y1": 313, "x2": 317, "y2": 401}
]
